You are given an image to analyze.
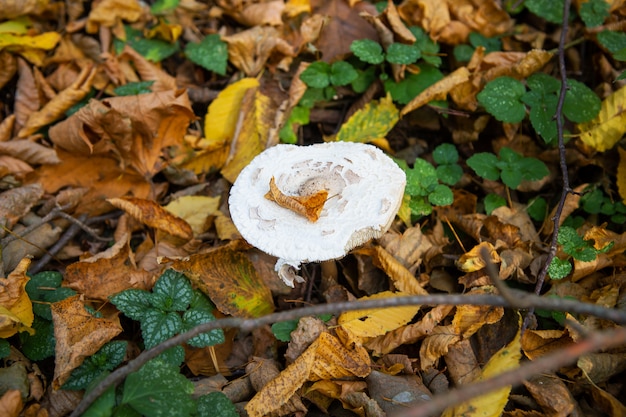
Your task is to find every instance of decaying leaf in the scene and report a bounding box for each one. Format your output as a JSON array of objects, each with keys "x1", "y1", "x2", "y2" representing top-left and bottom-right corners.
[
  {"x1": 401, "y1": 66, "x2": 470, "y2": 116},
  {"x1": 336, "y1": 93, "x2": 399, "y2": 147},
  {"x1": 457, "y1": 241, "x2": 501, "y2": 272},
  {"x1": 452, "y1": 287, "x2": 503, "y2": 338},
  {"x1": 0, "y1": 257, "x2": 34, "y2": 338},
  {"x1": 265, "y1": 176, "x2": 328, "y2": 222},
  {"x1": 0, "y1": 183, "x2": 43, "y2": 233},
  {"x1": 578, "y1": 84, "x2": 626, "y2": 152}
]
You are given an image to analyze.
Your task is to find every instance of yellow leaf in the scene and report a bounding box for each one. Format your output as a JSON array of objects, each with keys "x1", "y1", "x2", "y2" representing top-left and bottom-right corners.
[
  {"x1": 401, "y1": 66, "x2": 470, "y2": 116},
  {"x1": 164, "y1": 195, "x2": 221, "y2": 236},
  {"x1": 338, "y1": 291, "x2": 420, "y2": 339},
  {"x1": 577, "y1": 84, "x2": 626, "y2": 152},
  {"x1": 335, "y1": 93, "x2": 398, "y2": 144},
  {"x1": 203, "y1": 77, "x2": 259, "y2": 146},
  {"x1": 0, "y1": 258, "x2": 34, "y2": 338},
  {"x1": 457, "y1": 241, "x2": 500, "y2": 272},
  {"x1": 452, "y1": 287, "x2": 503, "y2": 338},
  {"x1": 442, "y1": 316, "x2": 522, "y2": 417},
  {"x1": 618, "y1": 147, "x2": 626, "y2": 203},
  {"x1": 0, "y1": 31, "x2": 60, "y2": 65}
]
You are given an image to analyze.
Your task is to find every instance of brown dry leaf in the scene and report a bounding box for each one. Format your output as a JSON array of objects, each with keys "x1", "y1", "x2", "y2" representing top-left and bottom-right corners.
[
  {"x1": 523, "y1": 374, "x2": 576, "y2": 416},
  {"x1": 246, "y1": 358, "x2": 307, "y2": 415},
  {"x1": 521, "y1": 329, "x2": 574, "y2": 360},
  {"x1": 245, "y1": 332, "x2": 371, "y2": 417},
  {"x1": 542, "y1": 183, "x2": 588, "y2": 236},
  {"x1": 312, "y1": 0, "x2": 379, "y2": 62},
  {"x1": 452, "y1": 287, "x2": 503, "y2": 338},
  {"x1": 0, "y1": 183, "x2": 43, "y2": 233},
  {"x1": 589, "y1": 384, "x2": 626, "y2": 416},
  {"x1": 382, "y1": 0, "x2": 416, "y2": 43},
  {"x1": 14, "y1": 58, "x2": 39, "y2": 133},
  {"x1": 107, "y1": 197, "x2": 194, "y2": 241},
  {"x1": 365, "y1": 304, "x2": 454, "y2": 355},
  {"x1": 86, "y1": 0, "x2": 142, "y2": 34},
  {"x1": 223, "y1": 26, "x2": 292, "y2": 76},
  {"x1": 164, "y1": 195, "x2": 221, "y2": 236},
  {"x1": 0, "y1": 139, "x2": 59, "y2": 166},
  {"x1": 456, "y1": 241, "x2": 500, "y2": 272},
  {"x1": 18, "y1": 64, "x2": 96, "y2": 138},
  {"x1": 0, "y1": 115, "x2": 15, "y2": 142},
  {"x1": 119, "y1": 46, "x2": 177, "y2": 91},
  {"x1": 401, "y1": 66, "x2": 470, "y2": 116},
  {"x1": 226, "y1": 0, "x2": 285, "y2": 26},
  {"x1": 168, "y1": 245, "x2": 275, "y2": 318},
  {"x1": 444, "y1": 339, "x2": 481, "y2": 385},
  {"x1": 0, "y1": 390, "x2": 22, "y2": 417},
  {"x1": 0, "y1": 0, "x2": 47, "y2": 20},
  {"x1": 379, "y1": 226, "x2": 435, "y2": 273},
  {"x1": 2, "y1": 218, "x2": 63, "y2": 273},
  {"x1": 359, "y1": 245, "x2": 429, "y2": 295},
  {"x1": 0, "y1": 257, "x2": 34, "y2": 338},
  {"x1": 491, "y1": 203, "x2": 540, "y2": 244},
  {"x1": 50, "y1": 295, "x2": 122, "y2": 388},
  {"x1": 419, "y1": 324, "x2": 461, "y2": 370},
  {"x1": 448, "y1": 0, "x2": 514, "y2": 38},
  {"x1": 397, "y1": 0, "x2": 453, "y2": 42},
  {"x1": 64, "y1": 234, "x2": 154, "y2": 300},
  {"x1": 577, "y1": 352, "x2": 626, "y2": 385},
  {"x1": 0, "y1": 51, "x2": 17, "y2": 90},
  {"x1": 265, "y1": 176, "x2": 328, "y2": 222}
]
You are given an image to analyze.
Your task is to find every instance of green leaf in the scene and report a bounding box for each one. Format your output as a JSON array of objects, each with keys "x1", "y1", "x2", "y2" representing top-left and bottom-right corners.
[
  {"x1": 467, "y1": 152, "x2": 500, "y2": 181},
  {"x1": 469, "y1": 32, "x2": 501, "y2": 52},
  {"x1": 436, "y1": 164, "x2": 463, "y2": 185},
  {"x1": 0, "y1": 339, "x2": 10, "y2": 359},
  {"x1": 189, "y1": 289, "x2": 216, "y2": 313},
  {"x1": 271, "y1": 320, "x2": 298, "y2": 342},
  {"x1": 151, "y1": 270, "x2": 193, "y2": 312},
  {"x1": 157, "y1": 346, "x2": 185, "y2": 368},
  {"x1": 405, "y1": 158, "x2": 438, "y2": 196},
  {"x1": 525, "y1": 0, "x2": 565, "y2": 23},
  {"x1": 384, "y1": 63, "x2": 443, "y2": 104},
  {"x1": 351, "y1": 39, "x2": 385, "y2": 64},
  {"x1": 548, "y1": 257, "x2": 572, "y2": 280},
  {"x1": 433, "y1": 143, "x2": 458, "y2": 165},
  {"x1": 408, "y1": 196, "x2": 433, "y2": 216},
  {"x1": 114, "y1": 81, "x2": 155, "y2": 96},
  {"x1": 563, "y1": 79, "x2": 601, "y2": 123},
  {"x1": 82, "y1": 373, "x2": 116, "y2": 417},
  {"x1": 279, "y1": 106, "x2": 310, "y2": 144},
  {"x1": 336, "y1": 94, "x2": 399, "y2": 143},
  {"x1": 63, "y1": 341, "x2": 128, "y2": 390},
  {"x1": 410, "y1": 26, "x2": 441, "y2": 67},
  {"x1": 453, "y1": 44, "x2": 475, "y2": 62},
  {"x1": 110, "y1": 289, "x2": 153, "y2": 322},
  {"x1": 527, "y1": 72, "x2": 561, "y2": 93},
  {"x1": 597, "y1": 30, "x2": 626, "y2": 53},
  {"x1": 484, "y1": 194, "x2": 507, "y2": 215},
  {"x1": 477, "y1": 77, "x2": 526, "y2": 123},
  {"x1": 151, "y1": 0, "x2": 180, "y2": 14},
  {"x1": 527, "y1": 197, "x2": 548, "y2": 221},
  {"x1": 522, "y1": 89, "x2": 558, "y2": 144},
  {"x1": 300, "y1": 61, "x2": 331, "y2": 88},
  {"x1": 141, "y1": 310, "x2": 183, "y2": 349},
  {"x1": 123, "y1": 360, "x2": 194, "y2": 417},
  {"x1": 519, "y1": 156, "x2": 550, "y2": 182},
  {"x1": 330, "y1": 61, "x2": 358, "y2": 86},
  {"x1": 120, "y1": 26, "x2": 179, "y2": 62},
  {"x1": 182, "y1": 309, "x2": 225, "y2": 348},
  {"x1": 580, "y1": 0, "x2": 609, "y2": 27},
  {"x1": 19, "y1": 316, "x2": 55, "y2": 361},
  {"x1": 351, "y1": 66, "x2": 377, "y2": 93},
  {"x1": 26, "y1": 270, "x2": 76, "y2": 320},
  {"x1": 500, "y1": 166, "x2": 523, "y2": 189},
  {"x1": 386, "y1": 43, "x2": 421, "y2": 64},
  {"x1": 196, "y1": 392, "x2": 238, "y2": 417},
  {"x1": 185, "y1": 34, "x2": 228, "y2": 75},
  {"x1": 428, "y1": 184, "x2": 453, "y2": 206}
]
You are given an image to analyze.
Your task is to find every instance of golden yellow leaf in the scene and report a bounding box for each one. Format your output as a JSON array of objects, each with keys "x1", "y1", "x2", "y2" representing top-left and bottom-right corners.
[
  {"x1": 442, "y1": 316, "x2": 522, "y2": 417},
  {"x1": 419, "y1": 324, "x2": 460, "y2": 369},
  {"x1": 457, "y1": 241, "x2": 500, "y2": 272},
  {"x1": 0, "y1": 30, "x2": 60, "y2": 65},
  {"x1": 0, "y1": 257, "x2": 34, "y2": 338},
  {"x1": 401, "y1": 67, "x2": 470, "y2": 116},
  {"x1": 107, "y1": 197, "x2": 194, "y2": 241},
  {"x1": 577, "y1": 84, "x2": 626, "y2": 152},
  {"x1": 338, "y1": 291, "x2": 420, "y2": 340},
  {"x1": 86, "y1": 0, "x2": 142, "y2": 33},
  {"x1": 245, "y1": 332, "x2": 370, "y2": 417},
  {"x1": 164, "y1": 195, "x2": 221, "y2": 236},
  {"x1": 264, "y1": 176, "x2": 328, "y2": 222},
  {"x1": 335, "y1": 93, "x2": 398, "y2": 145},
  {"x1": 452, "y1": 287, "x2": 503, "y2": 338},
  {"x1": 617, "y1": 147, "x2": 626, "y2": 203},
  {"x1": 359, "y1": 245, "x2": 429, "y2": 295},
  {"x1": 203, "y1": 77, "x2": 259, "y2": 147}
]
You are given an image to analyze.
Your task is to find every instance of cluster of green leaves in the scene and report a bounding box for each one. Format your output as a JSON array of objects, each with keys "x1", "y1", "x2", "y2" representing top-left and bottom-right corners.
[
  {"x1": 112, "y1": 25, "x2": 228, "y2": 75},
  {"x1": 580, "y1": 187, "x2": 626, "y2": 225},
  {"x1": 19, "y1": 271, "x2": 76, "y2": 361},
  {"x1": 453, "y1": 32, "x2": 502, "y2": 62},
  {"x1": 548, "y1": 226, "x2": 613, "y2": 279},
  {"x1": 517, "y1": 0, "x2": 609, "y2": 27},
  {"x1": 467, "y1": 146, "x2": 549, "y2": 190},
  {"x1": 477, "y1": 74, "x2": 601, "y2": 145},
  {"x1": 110, "y1": 269, "x2": 224, "y2": 367},
  {"x1": 398, "y1": 143, "x2": 462, "y2": 218}
]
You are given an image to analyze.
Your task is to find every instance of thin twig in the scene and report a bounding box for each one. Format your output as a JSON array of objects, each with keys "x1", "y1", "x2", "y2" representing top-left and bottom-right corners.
[
  {"x1": 56, "y1": 211, "x2": 113, "y2": 242},
  {"x1": 526, "y1": 0, "x2": 573, "y2": 330},
  {"x1": 70, "y1": 291, "x2": 626, "y2": 417},
  {"x1": 1, "y1": 204, "x2": 70, "y2": 245},
  {"x1": 480, "y1": 246, "x2": 518, "y2": 307},
  {"x1": 29, "y1": 214, "x2": 88, "y2": 274},
  {"x1": 395, "y1": 326, "x2": 626, "y2": 417}
]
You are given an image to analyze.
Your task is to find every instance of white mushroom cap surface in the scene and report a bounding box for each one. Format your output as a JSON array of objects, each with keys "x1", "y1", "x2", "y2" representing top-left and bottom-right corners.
[{"x1": 228, "y1": 142, "x2": 406, "y2": 287}]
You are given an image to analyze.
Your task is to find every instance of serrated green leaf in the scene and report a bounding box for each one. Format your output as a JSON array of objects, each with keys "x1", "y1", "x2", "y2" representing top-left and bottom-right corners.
[
  {"x1": 411, "y1": 26, "x2": 441, "y2": 67},
  {"x1": 336, "y1": 93, "x2": 399, "y2": 143},
  {"x1": 453, "y1": 44, "x2": 475, "y2": 62},
  {"x1": 114, "y1": 81, "x2": 155, "y2": 96},
  {"x1": 279, "y1": 105, "x2": 310, "y2": 143},
  {"x1": 271, "y1": 320, "x2": 298, "y2": 342},
  {"x1": 386, "y1": 43, "x2": 421, "y2": 64},
  {"x1": 19, "y1": 316, "x2": 55, "y2": 361},
  {"x1": 523, "y1": 89, "x2": 558, "y2": 144},
  {"x1": 467, "y1": 152, "x2": 500, "y2": 181},
  {"x1": 433, "y1": 143, "x2": 459, "y2": 165},
  {"x1": 185, "y1": 34, "x2": 228, "y2": 75},
  {"x1": 519, "y1": 157, "x2": 550, "y2": 182},
  {"x1": 330, "y1": 61, "x2": 358, "y2": 86},
  {"x1": 527, "y1": 197, "x2": 548, "y2": 221},
  {"x1": 580, "y1": 0, "x2": 609, "y2": 27},
  {"x1": 563, "y1": 79, "x2": 601, "y2": 123},
  {"x1": 110, "y1": 289, "x2": 153, "y2": 321},
  {"x1": 151, "y1": 270, "x2": 193, "y2": 312},
  {"x1": 436, "y1": 164, "x2": 463, "y2": 185},
  {"x1": 525, "y1": 0, "x2": 564, "y2": 23},
  {"x1": 384, "y1": 63, "x2": 443, "y2": 104},
  {"x1": 477, "y1": 77, "x2": 526, "y2": 123},
  {"x1": 351, "y1": 39, "x2": 385, "y2": 64},
  {"x1": 351, "y1": 66, "x2": 377, "y2": 93},
  {"x1": 190, "y1": 289, "x2": 216, "y2": 313},
  {"x1": 182, "y1": 309, "x2": 225, "y2": 348},
  {"x1": 571, "y1": 246, "x2": 597, "y2": 262},
  {"x1": 196, "y1": 392, "x2": 238, "y2": 417},
  {"x1": 527, "y1": 72, "x2": 561, "y2": 94},
  {"x1": 157, "y1": 346, "x2": 185, "y2": 367},
  {"x1": 469, "y1": 32, "x2": 502, "y2": 52},
  {"x1": 300, "y1": 61, "x2": 331, "y2": 88},
  {"x1": 548, "y1": 257, "x2": 572, "y2": 280},
  {"x1": 428, "y1": 184, "x2": 453, "y2": 206},
  {"x1": 405, "y1": 158, "x2": 438, "y2": 196},
  {"x1": 408, "y1": 196, "x2": 433, "y2": 216},
  {"x1": 121, "y1": 26, "x2": 179, "y2": 62},
  {"x1": 484, "y1": 193, "x2": 507, "y2": 215},
  {"x1": 63, "y1": 341, "x2": 128, "y2": 390},
  {"x1": 123, "y1": 360, "x2": 194, "y2": 417},
  {"x1": 141, "y1": 310, "x2": 183, "y2": 349},
  {"x1": 597, "y1": 29, "x2": 626, "y2": 53},
  {"x1": 500, "y1": 166, "x2": 523, "y2": 189}
]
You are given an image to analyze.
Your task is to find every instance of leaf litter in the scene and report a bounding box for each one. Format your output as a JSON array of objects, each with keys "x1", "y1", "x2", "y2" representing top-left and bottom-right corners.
[{"x1": 0, "y1": 0, "x2": 625, "y2": 416}]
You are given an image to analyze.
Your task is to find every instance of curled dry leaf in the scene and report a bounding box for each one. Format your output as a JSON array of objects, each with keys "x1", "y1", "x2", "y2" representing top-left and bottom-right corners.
[
  {"x1": 120, "y1": 45, "x2": 177, "y2": 91},
  {"x1": 0, "y1": 140, "x2": 60, "y2": 165},
  {"x1": 85, "y1": 0, "x2": 142, "y2": 33},
  {"x1": 265, "y1": 176, "x2": 328, "y2": 222},
  {"x1": 223, "y1": 26, "x2": 293, "y2": 76},
  {"x1": 107, "y1": 197, "x2": 194, "y2": 241},
  {"x1": 50, "y1": 295, "x2": 122, "y2": 388},
  {"x1": 226, "y1": 0, "x2": 285, "y2": 26},
  {"x1": 0, "y1": 257, "x2": 34, "y2": 338},
  {"x1": 0, "y1": 52, "x2": 16, "y2": 91},
  {"x1": 456, "y1": 241, "x2": 500, "y2": 272},
  {"x1": 452, "y1": 287, "x2": 504, "y2": 338},
  {"x1": 0, "y1": 183, "x2": 43, "y2": 232},
  {"x1": 401, "y1": 67, "x2": 470, "y2": 116},
  {"x1": 14, "y1": 58, "x2": 39, "y2": 132},
  {"x1": 0, "y1": 0, "x2": 47, "y2": 19}
]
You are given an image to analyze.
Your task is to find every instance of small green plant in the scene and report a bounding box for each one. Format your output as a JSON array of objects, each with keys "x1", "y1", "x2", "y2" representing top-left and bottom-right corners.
[
  {"x1": 453, "y1": 32, "x2": 502, "y2": 62},
  {"x1": 113, "y1": 81, "x2": 155, "y2": 96},
  {"x1": 548, "y1": 226, "x2": 613, "y2": 279},
  {"x1": 110, "y1": 269, "x2": 225, "y2": 367},
  {"x1": 477, "y1": 74, "x2": 601, "y2": 145},
  {"x1": 524, "y1": 0, "x2": 565, "y2": 24},
  {"x1": 63, "y1": 341, "x2": 128, "y2": 390},
  {"x1": 467, "y1": 146, "x2": 549, "y2": 189},
  {"x1": 484, "y1": 193, "x2": 507, "y2": 215},
  {"x1": 113, "y1": 26, "x2": 180, "y2": 62},
  {"x1": 579, "y1": 186, "x2": 626, "y2": 226},
  {"x1": 185, "y1": 34, "x2": 229, "y2": 76}
]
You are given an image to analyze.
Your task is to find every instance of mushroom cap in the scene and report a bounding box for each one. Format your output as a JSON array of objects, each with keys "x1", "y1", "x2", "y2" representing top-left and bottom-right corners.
[{"x1": 228, "y1": 142, "x2": 406, "y2": 284}]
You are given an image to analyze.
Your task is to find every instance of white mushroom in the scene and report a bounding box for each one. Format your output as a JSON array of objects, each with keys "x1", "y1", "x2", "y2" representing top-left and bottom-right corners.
[{"x1": 228, "y1": 142, "x2": 407, "y2": 287}]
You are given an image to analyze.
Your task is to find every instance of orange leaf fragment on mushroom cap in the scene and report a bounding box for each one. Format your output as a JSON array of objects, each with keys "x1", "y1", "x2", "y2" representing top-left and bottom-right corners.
[{"x1": 264, "y1": 176, "x2": 328, "y2": 222}]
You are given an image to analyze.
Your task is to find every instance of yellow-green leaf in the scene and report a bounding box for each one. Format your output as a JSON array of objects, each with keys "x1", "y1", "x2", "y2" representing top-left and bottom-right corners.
[
  {"x1": 577, "y1": 84, "x2": 626, "y2": 152},
  {"x1": 336, "y1": 93, "x2": 399, "y2": 144}
]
